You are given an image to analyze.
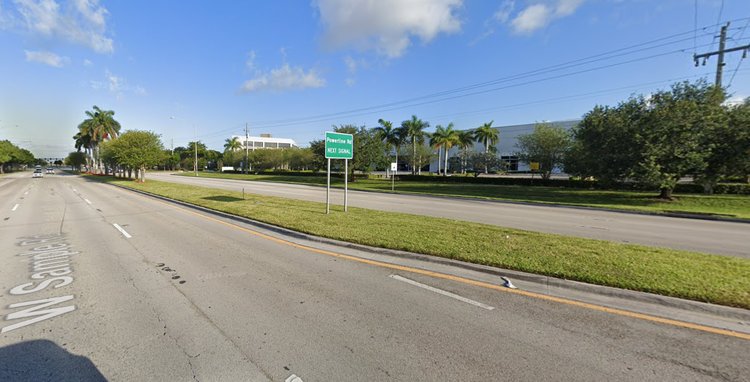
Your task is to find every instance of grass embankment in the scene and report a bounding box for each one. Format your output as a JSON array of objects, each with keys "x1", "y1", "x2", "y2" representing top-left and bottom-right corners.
[
  {"x1": 98, "y1": 177, "x2": 750, "y2": 309},
  {"x1": 176, "y1": 172, "x2": 750, "y2": 220}
]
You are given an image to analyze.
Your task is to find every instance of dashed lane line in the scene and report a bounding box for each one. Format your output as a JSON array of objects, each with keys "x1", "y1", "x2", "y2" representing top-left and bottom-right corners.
[
  {"x1": 390, "y1": 274, "x2": 495, "y2": 310},
  {"x1": 112, "y1": 223, "x2": 132, "y2": 238}
]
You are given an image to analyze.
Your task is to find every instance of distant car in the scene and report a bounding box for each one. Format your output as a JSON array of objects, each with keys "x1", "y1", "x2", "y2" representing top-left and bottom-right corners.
[
  {"x1": 46, "y1": 167, "x2": 54, "y2": 174},
  {"x1": 33, "y1": 169, "x2": 43, "y2": 178}
]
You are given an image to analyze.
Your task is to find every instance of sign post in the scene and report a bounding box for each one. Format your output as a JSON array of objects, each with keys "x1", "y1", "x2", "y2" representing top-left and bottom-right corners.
[
  {"x1": 324, "y1": 131, "x2": 354, "y2": 214},
  {"x1": 390, "y1": 162, "x2": 397, "y2": 191}
]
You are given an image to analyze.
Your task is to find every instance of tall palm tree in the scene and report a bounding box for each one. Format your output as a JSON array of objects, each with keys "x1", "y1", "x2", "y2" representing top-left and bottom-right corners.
[
  {"x1": 78, "y1": 106, "x2": 121, "y2": 173},
  {"x1": 73, "y1": 131, "x2": 93, "y2": 170},
  {"x1": 374, "y1": 119, "x2": 404, "y2": 173},
  {"x1": 441, "y1": 123, "x2": 459, "y2": 176},
  {"x1": 474, "y1": 121, "x2": 499, "y2": 173},
  {"x1": 456, "y1": 129, "x2": 475, "y2": 174},
  {"x1": 430, "y1": 125, "x2": 448, "y2": 175},
  {"x1": 224, "y1": 137, "x2": 241, "y2": 151},
  {"x1": 401, "y1": 115, "x2": 429, "y2": 175}
]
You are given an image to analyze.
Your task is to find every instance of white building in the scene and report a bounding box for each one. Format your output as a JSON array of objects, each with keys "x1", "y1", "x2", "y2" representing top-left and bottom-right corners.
[
  {"x1": 232, "y1": 134, "x2": 298, "y2": 150},
  {"x1": 429, "y1": 119, "x2": 579, "y2": 172}
]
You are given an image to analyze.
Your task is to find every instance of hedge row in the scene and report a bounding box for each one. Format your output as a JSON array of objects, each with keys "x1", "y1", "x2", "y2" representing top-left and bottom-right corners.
[{"x1": 392, "y1": 175, "x2": 750, "y2": 195}]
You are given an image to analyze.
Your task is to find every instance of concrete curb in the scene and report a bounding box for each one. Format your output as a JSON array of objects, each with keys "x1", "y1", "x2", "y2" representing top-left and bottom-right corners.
[
  {"x1": 168, "y1": 174, "x2": 750, "y2": 224},
  {"x1": 107, "y1": 181, "x2": 750, "y2": 321}
]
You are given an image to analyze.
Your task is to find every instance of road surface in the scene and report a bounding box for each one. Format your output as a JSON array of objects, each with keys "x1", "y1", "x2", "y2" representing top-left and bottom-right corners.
[
  {"x1": 0, "y1": 172, "x2": 748, "y2": 381},
  {"x1": 148, "y1": 172, "x2": 750, "y2": 258}
]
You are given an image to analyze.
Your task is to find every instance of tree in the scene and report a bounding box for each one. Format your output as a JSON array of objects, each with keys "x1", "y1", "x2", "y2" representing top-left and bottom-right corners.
[
  {"x1": 516, "y1": 123, "x2": 572, "y2": 180},
  {"x1": 224, "y1": 137, "x2": 241, "y2": 151},
  {"x1": 456, "y1": 129, "x2": 475, "y2": 174},
  {"x1": 332, "y1": 124, "x2": 387, "y2": 181},
  {"x1": 0, "y1": 140, "x2": 17, "y2": 173},
  {"x1": 308, "y1": 140, "x2": 326, "y2": 172},
  {"x1": 108, "y1": 130, "x2": 165, "y2": 182},
  {"x1": 401, "y1": 115, "x2": 429, "y2": 175},
  {"x1": 633, "y1": 81, "x2": 725, "y2": 199},
  {"x1": 467, "y1": 152, "x2": 505, "y2": 176},
  {"x1": 429, "y1": 123, "x2": 458, "y2": 176},
  {"x1": 65, "y1": 152, "x2": 86, "y2": 172},
  {"x1": 566, "y1": 101, "x2": 643, "y2": 185},
  {"x1": 473, "y1": 121, "x2": 499, "y2": 173},
  {"x1": 76, "y1": 106, "x2": 121, "y2": 173},
  {"x1": 374, "y1": 118, "x2": 405, "y2": 172},
  {"x1": 696, "y1": 98, "x2": 750, "y2": 191}
]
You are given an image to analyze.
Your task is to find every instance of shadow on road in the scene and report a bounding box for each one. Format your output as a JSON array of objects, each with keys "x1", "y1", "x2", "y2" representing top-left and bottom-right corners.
[{"x1": 0, "y1": 339, "x2": 107, "y2": 382}]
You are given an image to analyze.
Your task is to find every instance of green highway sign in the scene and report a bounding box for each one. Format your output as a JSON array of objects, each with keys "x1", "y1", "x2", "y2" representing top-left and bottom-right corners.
[{"x1": 325, "y1": 132, "x2": 354, "y2": 159}]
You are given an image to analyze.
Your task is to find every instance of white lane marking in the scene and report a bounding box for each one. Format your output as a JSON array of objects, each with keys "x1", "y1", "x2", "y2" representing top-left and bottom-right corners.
[
  {"x1": 389, "y1": 274, "x2": 495, "y2": 311},
  {"x1": 112, "y1": 223, "x2": 132, "y2": 238},
  {"x1": 12, "y1": 204, "x2": 19, "y2": 211},
  {"x1": 285, "y1": 375, "x2": 303, "y2": 382},
  {"x1": 84, "y1": 198, "x2": 92, "y2": 205}
]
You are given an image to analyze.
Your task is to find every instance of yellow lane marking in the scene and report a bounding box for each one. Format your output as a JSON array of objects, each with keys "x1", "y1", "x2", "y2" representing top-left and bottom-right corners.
[{"x1": 144, "y1": 191, "x2": 750, "y2": 341}]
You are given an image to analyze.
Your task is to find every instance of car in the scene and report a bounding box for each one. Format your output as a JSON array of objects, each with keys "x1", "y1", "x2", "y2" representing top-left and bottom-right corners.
[
  {"x1": 46, "y1": 167, "x2": 54, "y2": 174},
  {"x1": 32, "y1": 169, "x2": 43, "y2": 178}
]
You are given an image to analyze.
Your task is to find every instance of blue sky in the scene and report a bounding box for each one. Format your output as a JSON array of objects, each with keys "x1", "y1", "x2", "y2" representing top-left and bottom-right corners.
[{"x1": 1, "y1": 0, "x2": 749, "y2": 157}]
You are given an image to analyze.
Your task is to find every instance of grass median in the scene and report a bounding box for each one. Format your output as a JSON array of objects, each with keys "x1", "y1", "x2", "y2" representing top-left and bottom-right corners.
[
  {"x1": 99, "y1": 177, "x2": 750, "y2": 309},
  {"x1": 179, "y1": 172, "x2": 750, "y2": 220}
]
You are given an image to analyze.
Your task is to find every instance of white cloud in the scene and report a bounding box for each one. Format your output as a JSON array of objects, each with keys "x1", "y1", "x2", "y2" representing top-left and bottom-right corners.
[
  {"x1": 83, "y1": 58, "x2": 92, "y2": 66},
  {"x1": 242, "y1": 63, "x2": 325, "y2": 93},
  {"x1": 343, "y1": 55, "x2": 369, "y2": 86},
  {"x1": 314, "y1": 0, "x2": 463, "y2": 58},
  {"x1": 493, "y1": 0, "x2": 515, "y2": 23},
  {"x1": 511, "y1": 4, "x2": 551, "y2": 34},
  {"x1": 24, "y1": 49, "x2": 68, "y2": 67},
  {"x1": 245, "y1": 50, "x2": 256, "y2": 70},
  {"x1": 509, "y1": 0, "x2": 584, "y2": 35},
  {"x1": 724, "y1": 95, "x2": 747, "y2": 107},
  {"x1": 90, "y1": 70, "x2": 146, "y2": 98},
  {"x1": 11, "y1": 0, "x2": 114, "y2": 53}
]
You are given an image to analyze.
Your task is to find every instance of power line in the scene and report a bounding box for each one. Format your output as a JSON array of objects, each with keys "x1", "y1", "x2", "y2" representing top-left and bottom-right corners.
[
  {"x1": 246, "y1": 19, "x2": 750, "y2": 128},
  {"x1": 249, "y1": 41, "x2": 720, "y2": 130},
  {"x1": 182, "y1": 18, "x2": 750, "y2": 142}
]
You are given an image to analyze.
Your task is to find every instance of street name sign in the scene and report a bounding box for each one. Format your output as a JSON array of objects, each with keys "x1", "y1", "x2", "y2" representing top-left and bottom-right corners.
[{"x1": 325, "y1": 132, "x2": 354, "y2": 159}]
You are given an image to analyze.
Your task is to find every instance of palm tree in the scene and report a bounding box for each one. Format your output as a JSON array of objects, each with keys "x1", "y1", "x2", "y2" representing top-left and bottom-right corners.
[
  {"x1": 456, "y1": 129, "x2": 475, "y2": 174},
  {"x1": 73, "y1": 131, "x2": 93, "y2": 171},
  {"x1": 374, "y1": 119, "x2": 404, "y2": 173},
  {"x1": 77, "y1": 106, "x2": 121, "y2": 173},
  {"x1": 441, "y1": 123, "x2": 459, "y2": 176},
  {"x1": 224, "y1": 137, "x2": 241, "y2": 151},
  {"x1": 401, "y1": 115, "x2": 429, "y2": 175},
  {"x1": 430, "y1": 125, "x2": 448, "y2": 175},
  {"x1": 473, "y1": 121, "x2": 499, "y2": 174}
]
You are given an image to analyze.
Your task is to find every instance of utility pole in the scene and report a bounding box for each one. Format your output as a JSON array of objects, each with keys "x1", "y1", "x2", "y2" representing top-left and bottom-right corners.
[
  {"x1": 694, "y1": 22, "x2": 750, "y2": 88},
  {"x1": 194, "y1": 125, "x2": 198, "y2": 177},
  {"x1": 245, "y1": 123, "x2": 249, "y2": 175}
]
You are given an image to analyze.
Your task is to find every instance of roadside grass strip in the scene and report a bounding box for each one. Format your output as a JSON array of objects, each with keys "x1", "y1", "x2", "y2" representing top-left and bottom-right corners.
[
  {"x1": 102, "y1": 177, "x2": 750, "y2": 309},
  {"x1": 180, "y1": 172, "x2": 750, "y2": 220}
]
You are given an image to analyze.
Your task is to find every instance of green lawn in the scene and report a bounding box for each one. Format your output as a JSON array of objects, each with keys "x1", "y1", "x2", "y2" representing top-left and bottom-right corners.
[
  {"x1": 96, "y1": 176, "x2": 750, "y2": 309},
  {"x1": 177, "y1": 172, "x2": 750, "y2": 220}
]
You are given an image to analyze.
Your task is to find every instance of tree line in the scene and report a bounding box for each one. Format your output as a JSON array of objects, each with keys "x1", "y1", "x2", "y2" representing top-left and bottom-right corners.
[
  {"x1": 0, "y1": 140, "x2": 36, "y2": 173},
  {"x1": 566, "y1": 80, "x2": 750, "y2": 198},
  {"x1": 69, "y1": 79, "x2": 750, "y2": 197}
]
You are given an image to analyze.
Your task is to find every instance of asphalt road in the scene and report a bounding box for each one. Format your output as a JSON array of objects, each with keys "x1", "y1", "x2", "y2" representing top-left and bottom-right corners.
[
  {"x1": 147, "y1": 172, "x2": 750, "y2": 258},
  {"x1": 1, "y1": 173, "x2": 748, "y2": 381}
]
